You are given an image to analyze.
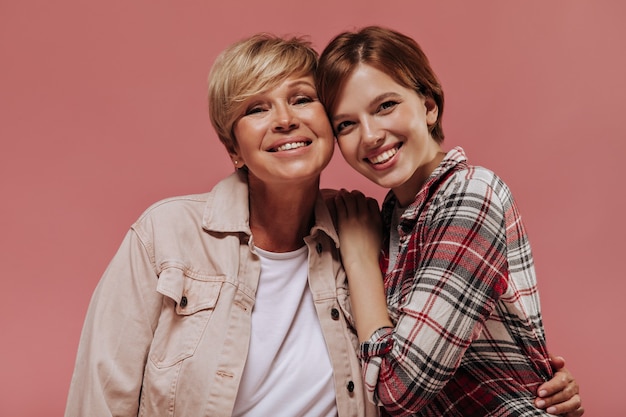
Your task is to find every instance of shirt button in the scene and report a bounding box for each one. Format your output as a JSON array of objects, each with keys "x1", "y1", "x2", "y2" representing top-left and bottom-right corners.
[
  {"x1": 347, "y1": 381, "x2": 355, "y2": 392},
  {"x1": 331, "y1": 308, "x2": 340, "y2": 320},
  {"x1": 180, "y1": 296, "x2": 188, "y2": 307},
  {"x1": 316, "y1": 242, "x2": 323, "y2": 254}
]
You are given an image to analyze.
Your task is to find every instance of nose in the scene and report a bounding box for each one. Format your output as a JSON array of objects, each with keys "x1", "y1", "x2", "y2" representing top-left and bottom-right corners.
[
  {"x1": 361, "y1": 116, "x2": 384, "y2": 147},
  {"x1": 272, "y1": 104, "x2": 299, "y2": 132}
]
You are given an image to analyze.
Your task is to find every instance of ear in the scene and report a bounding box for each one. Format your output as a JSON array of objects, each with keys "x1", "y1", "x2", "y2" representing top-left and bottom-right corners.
[
  {"x1": 228, "y1": 150, "x2": 245, "y2": 169},
  {"x1": 424, "y1": 97, "x2": 439, "y2": 126}
]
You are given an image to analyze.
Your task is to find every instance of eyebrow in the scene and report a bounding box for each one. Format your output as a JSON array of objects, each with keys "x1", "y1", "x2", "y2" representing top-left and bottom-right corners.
[
  {"x1": 286, "y1": 78, "x2": 316, "y2": 89},
  {"x1": 332, "y1": 92, "x2": 400, "y2": 121},
  {"x1": 247, "y1": 77, "x2": 316, "y2": 102}
]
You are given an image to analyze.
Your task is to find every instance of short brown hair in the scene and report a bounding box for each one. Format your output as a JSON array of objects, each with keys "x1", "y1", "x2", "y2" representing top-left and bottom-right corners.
[
  {"x1": 316, "y1": 26, "x2": 445, "y2": 142},
  {"x1": 208, "y1": 34, "x2": 319, "y2": 153}
]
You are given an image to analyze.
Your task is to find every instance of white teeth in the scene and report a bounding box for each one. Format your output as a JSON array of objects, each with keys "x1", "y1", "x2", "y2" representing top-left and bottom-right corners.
[
  {"x1": 274, "y1": 141, "x2": 308, "y2": 152},
  {"x1": 368, "y1": 147, "x2": 398, "y2": 164}
]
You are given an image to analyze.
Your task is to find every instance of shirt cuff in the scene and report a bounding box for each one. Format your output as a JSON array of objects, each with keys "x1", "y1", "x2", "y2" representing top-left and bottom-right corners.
[{"x1": 359, "y1": 326, "x2": 394, "y2": 359}]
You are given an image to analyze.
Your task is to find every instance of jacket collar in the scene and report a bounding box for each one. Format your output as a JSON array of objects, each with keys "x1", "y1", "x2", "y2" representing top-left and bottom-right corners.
[{"x1": 202, "y1": 170, "x2": 340, "y2": 248}]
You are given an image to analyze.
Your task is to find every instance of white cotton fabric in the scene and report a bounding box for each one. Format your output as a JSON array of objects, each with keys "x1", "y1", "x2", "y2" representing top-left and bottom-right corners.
[{"x1": 232, "y1": 245, "x2": 337, "y2": 417}]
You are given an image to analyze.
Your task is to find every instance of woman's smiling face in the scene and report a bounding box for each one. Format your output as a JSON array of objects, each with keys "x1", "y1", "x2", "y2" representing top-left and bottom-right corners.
[
  {"x1": 332, "y1": 64, "x2": 441, "y2": 205},
  {"x1": 231, "y1": 74, "x2": 335, "y2": 187}
]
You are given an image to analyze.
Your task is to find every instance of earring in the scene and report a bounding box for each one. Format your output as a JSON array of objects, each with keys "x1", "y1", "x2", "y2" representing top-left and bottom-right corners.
[{"x1": 234, "y1": 160, "x2": 238, "y2": 167}]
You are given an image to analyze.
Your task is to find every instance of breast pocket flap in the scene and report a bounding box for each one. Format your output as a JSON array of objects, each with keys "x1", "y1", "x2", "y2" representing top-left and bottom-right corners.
[{"x1": 157, "y1": 267, "x2": 223, "y2": 315}]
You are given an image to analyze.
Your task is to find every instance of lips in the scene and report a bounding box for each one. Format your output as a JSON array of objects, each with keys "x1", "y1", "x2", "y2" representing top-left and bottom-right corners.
[
  {"x1": 269, "y1": 140, "x2": 311, "y2": 152},
  {"x1": 367, "y1": 143, "x2": 402, "y2": 165}
]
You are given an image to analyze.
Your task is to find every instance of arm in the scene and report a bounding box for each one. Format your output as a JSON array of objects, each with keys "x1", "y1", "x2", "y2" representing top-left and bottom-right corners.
[
  {"x1": 535, "y1": 354, "x2": 584, "y2": 416},
  {"x1": 336, "y1": 182, "x2": 511, "y2": 414},
  {"x1": 64, "y1": 230, "x2": 162, "y2": 417},
  {"x1": 333, "y1": 190, "x2": 393, "y2": 341}
]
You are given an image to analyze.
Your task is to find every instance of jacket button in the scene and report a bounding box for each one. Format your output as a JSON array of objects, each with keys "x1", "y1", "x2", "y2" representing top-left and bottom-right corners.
[
  {"x1": 331, "y1": 308, "x2": 340, "y2": 320},
  {"x1": 180, "y1": 296, "x2": 188, "y2": 307},
  {"x1": 347, "y1": 381, "x2": 355, "y2": 392},
  {"x1": 316, "y1": 243, "x2": 323, "y2": 254}
]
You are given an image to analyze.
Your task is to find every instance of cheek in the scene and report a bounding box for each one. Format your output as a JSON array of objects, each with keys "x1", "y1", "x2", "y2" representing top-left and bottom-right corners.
[
  {"x1": 234, "y1": 118, "x2": 264, "y2": 140},
  {"x1": 235, "y1": 116, "x2": 267, "y2": 136},
  {"x1": 307, "y1": 109, "x2": 333, "y2": 136},
  {"x1": 231, "y1": 125, "x2": 256, "y2": 157},
  {"x1": 314, "y1": 124, "x2": 334, "y2": 142}
]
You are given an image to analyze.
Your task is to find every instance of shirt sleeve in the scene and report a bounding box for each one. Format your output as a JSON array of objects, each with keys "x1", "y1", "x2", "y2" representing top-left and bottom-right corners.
[
  {"x1": 360, "y1": 175, "x2": 510, "y2": 415},
  {"x1": 64, "y1": 229, "x2": 162, "y2": 417},
  {"x1": 360, "y1": 326, "x2": 395, "y2": 358}
]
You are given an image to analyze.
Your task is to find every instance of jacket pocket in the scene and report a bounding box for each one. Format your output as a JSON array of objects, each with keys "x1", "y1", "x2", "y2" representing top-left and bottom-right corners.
[{"x1": 149, "y1": 266, "x2": 223, "y2": 368}]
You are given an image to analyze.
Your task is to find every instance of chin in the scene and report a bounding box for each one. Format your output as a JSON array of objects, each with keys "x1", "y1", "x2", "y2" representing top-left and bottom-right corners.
[{"x1": 368, "y1": 174, "x2": 404, "y2": 190}]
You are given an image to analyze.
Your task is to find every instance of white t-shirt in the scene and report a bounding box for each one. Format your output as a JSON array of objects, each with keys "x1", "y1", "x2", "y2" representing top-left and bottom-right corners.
[{"x1": 232, "y1": 245, "x2": 337, "y2": 417}]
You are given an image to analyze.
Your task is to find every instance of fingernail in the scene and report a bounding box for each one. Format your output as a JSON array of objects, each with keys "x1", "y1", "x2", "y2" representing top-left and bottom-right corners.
[
  {"x1": 538, "y1": 390, "x2": 547, "y2": 397},
  {"x1": 536, "y1": 399, "x2": 545, "y2": 408},
  {"x1": 547, "y1": 406, "x2": 557, "y2": 414}
]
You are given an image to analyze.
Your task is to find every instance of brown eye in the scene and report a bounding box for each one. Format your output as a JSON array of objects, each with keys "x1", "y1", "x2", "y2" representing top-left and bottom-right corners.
[
  {"x1": 379, "y1": 100, "x2": 398, "y2": 111},
  {"x1": 245, "y1": 106, "x2": 264, "y2": 116},
  {"x1": 293, "y1": 96, "x2": 314, "y2": 105},
  {"x1": 335, "y1": 120, "x2": 354, "y2": 134}
]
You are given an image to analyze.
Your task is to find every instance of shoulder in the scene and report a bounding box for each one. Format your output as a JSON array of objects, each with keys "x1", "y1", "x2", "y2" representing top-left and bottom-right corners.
[
  {"x1": 438, "y1": 147, "x2": 511, "y2": 199},
  {"x1": 135, "y1": 193, "x2": 210, "y2": 224},
  {"x1": 130, "y1": 193, "x2": 212, "y2": 243},
  {"x1": 444, "y1": 165, "x2": 512, "y2": 201},
  {"x1": 134, "y1": 172, "x2": 244, "y2": 226},
  {"x1": 449, "y1": 164, "x2": 500, "y2": 186},
  {"x1": 428, "y1": 165, "x2": 516, "y2": 220}
]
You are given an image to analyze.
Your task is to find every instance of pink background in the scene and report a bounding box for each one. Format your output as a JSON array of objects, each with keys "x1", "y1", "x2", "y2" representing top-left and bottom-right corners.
[{"x1": 1, "y1": 1, "x2": 624, "y2": 415}]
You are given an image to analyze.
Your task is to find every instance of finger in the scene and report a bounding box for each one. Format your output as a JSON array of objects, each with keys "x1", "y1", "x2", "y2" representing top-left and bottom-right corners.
[
  {"x1": 320, "y1": 188, "x2": 338, "y2": 200},
  {"x1": 334, "y1": 189, "x2": 349, "y2": 220},
  {"x1": 548, "y1": 353, "x2": 566, "y2": 371},
  {"x1": 544, "y1": 394, "x2": 582, "y2": 416},
  {"x1": 339, "y1": 189, "x2": 359, "y2": 215},
  {"x1": 349, "y1": 189, "x2": 366, "y2": 199},
  {"x1": 535, "y1": 380, "x2": 578, "y2": 409},
  {"x1": 325, "y1": 196, "x2": 339, "y2": 231},
  {"x1": 366, "y1": 196, "x2": 380, "y2": 216},
  {"x1": 348, "y1": 190, "x2": 368, "y2": 214},
  {"x1": 564, "y1": 406, "x2": 585, "y2": 417},
  {"x1": 538, "y1": 369, "x2": 572, "y2": 397}
]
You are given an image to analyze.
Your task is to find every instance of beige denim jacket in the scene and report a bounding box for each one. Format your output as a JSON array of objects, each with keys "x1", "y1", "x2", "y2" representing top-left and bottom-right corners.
[{"x1": 64, "y1": 171, "x2": 378, "y2": 417}]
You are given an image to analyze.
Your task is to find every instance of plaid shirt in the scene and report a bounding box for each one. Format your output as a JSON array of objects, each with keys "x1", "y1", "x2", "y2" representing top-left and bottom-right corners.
[{"x1": 360, "y1": 147, "x2": 553, "y2": 416}]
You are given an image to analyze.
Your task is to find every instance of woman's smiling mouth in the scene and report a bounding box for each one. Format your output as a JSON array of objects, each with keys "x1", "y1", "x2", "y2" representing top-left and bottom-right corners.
[
  {"x1": 367, "y1": 143, "x2": 402, "y2": 165},
  {"x1": 269, "y1": 141, "x2": 311, "y2": 152}
]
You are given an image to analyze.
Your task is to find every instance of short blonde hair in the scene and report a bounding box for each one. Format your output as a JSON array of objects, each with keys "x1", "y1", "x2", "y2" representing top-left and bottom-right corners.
[{"x1": 208, "y1": 34, "x2": 319, "y2": 153}]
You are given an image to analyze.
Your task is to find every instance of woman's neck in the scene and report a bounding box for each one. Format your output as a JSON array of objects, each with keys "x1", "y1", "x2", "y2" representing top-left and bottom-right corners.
[
  {"x1": 248, "y1": 176, "x2": 319, "y2": 252},
  {"x1": 393, "y1": 150, "x2": 446, "y2": 207}
]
